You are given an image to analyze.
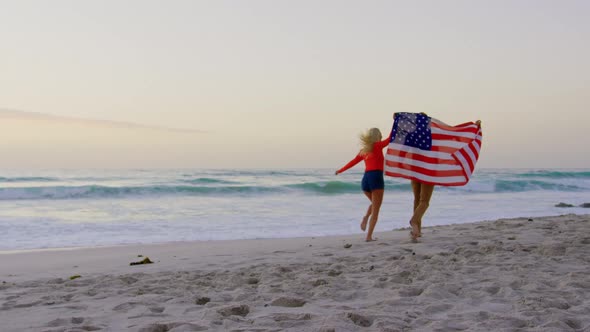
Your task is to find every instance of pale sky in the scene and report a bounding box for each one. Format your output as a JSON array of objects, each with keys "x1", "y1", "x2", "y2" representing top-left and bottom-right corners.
[{"x1": 1, "y1": 0, "x2": 589, "y2": 169}]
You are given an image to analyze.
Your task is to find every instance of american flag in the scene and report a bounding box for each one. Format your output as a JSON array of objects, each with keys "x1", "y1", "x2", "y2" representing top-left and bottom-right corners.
[{"x1": 384, "y1": 112, "x2": 483, "y2": 186}]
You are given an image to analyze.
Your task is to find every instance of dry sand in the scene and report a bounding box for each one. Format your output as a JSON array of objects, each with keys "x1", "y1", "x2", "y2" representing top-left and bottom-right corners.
[{"x1": 1, "y1": 214, "x2": 589, "y2": 332}]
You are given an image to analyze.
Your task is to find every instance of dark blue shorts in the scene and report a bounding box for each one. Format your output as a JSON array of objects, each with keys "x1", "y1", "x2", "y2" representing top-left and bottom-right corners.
[{"x1": 361, "y1": 170, "x2": 384, "y2": 192}]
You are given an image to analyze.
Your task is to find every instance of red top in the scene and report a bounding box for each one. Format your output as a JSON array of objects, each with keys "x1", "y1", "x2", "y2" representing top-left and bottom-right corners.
[{"x1": 337, "y1": 138, "x2": 390, "y2": 174}]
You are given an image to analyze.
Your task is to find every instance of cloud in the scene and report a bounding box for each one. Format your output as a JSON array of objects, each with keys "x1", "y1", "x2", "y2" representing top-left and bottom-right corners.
[
  {"x1": 0, "y1": 109, "x2": 205, "y2": 134},
  {"x1": 0, "y1": 108, "x2": 216, "y2": 168}
]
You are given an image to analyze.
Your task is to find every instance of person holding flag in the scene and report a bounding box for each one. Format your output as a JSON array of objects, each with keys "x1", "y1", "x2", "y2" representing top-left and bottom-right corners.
[{"x1": 384, "y1": 112, "x2": 482, "y2": 241}]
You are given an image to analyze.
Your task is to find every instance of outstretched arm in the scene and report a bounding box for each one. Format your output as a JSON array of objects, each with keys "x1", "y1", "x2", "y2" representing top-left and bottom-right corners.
[{"x1": 335, "y1": 154, "x2": 363, "y2": 175}]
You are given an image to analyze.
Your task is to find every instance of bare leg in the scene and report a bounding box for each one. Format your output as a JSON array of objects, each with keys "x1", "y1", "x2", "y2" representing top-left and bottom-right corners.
[
  {"x1": 416, "y1": 184, "x2": 434, "y2": 235},
  {"x1": 366, "y1": 189, "x2": 384, "y2": 241},
  {"x1": 409, "y1": 181, "x2": 434, "y2": 240},
  {"x1": 361, "y1": 191, "x2": 372, "y2": 231},
  {"x1": 410, "y1": 180, "x2": 421, "y2": 239},
  {"x1": 411, "y1": 180, "x2": 421, "y2": 213}
]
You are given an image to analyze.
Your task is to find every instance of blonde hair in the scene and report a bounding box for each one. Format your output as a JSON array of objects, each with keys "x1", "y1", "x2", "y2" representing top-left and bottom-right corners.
[{"x1": 359, "y1": 128, "x2": 382, "y2": 154}]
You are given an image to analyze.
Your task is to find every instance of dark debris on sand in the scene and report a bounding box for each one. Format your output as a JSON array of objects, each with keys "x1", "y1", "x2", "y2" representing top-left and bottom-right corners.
[{"x1": 130, "y1": 257, "x2": 154, "y2": 266}]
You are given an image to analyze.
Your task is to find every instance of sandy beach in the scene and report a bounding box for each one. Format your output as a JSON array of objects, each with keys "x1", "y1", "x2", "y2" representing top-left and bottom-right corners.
[{"x1": 1, "y1": 214, "x2": 589, "y2": 332}]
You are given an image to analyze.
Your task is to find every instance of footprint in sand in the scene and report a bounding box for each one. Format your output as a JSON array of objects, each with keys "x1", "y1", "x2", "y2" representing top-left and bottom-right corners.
[
  {"x1": 195, "y1": 296, "x2": 211, "y2": 305},
  {"x1": 398, "y1": 287, "x2": 424, "y2": 297},
  {"x1": 269, "y1": 313, "x2": 312, "y2": 322},
  {"x1": 423, "y1": 303, "x2": 453, "y2": 314},
  {"x1": 71, "y1": 317, "x2": 85, "y2": 324},
  {"x1": 485, "y1": 285, "x2": 501, "y2": 295},
  {"x1": 541, "y1": 244, "x2": 567, "y2": 256},
  {"x1": 138, "y1": 322, "x2": 207, "y2": 332},
  {"x1": 118, "y1": 276, "x2": 139, "y2": 285},
  {"x1": 112, "y1": 302, "x2": 141, "y2": 312},
  {"x1": 346, "y1": 312, "x2": 373, "y2": 327},
  {"x1": 273, "y1": 250, "x2": 296, "y2": 254},
  {"x1": 46, "y1": 317, "x2": 86, "y2": 327},
  {"x1": 318, "y1": 328, "x2": 336, "y2": 332},
  {"x1": 312, "y1": 279, "x2": 329, "y2": 287},
  {"x1": 53, "y1": 304, "x2": 88, "y2": 311},
  {"x1": 217, "y1": 304, "x2": 250, "y2": 317},
  {"x1": 563, "y1": 318, "x2": 583, "y2": 330},
  {"x1": 327, "y1": 270, "x2": 342, "y2": 277},
  {"x1": 13, "y1": 300, "x2": 43, "y2": 308},
  {"x1": 46, "y1": 318, "x2": 70, "y2": 327},
  {"x1": 148, "y1": 306, "x2": 165, "y2": 313},
  {"x1": 276, "y1": 266, "x2": 293, "y2": 273},
  {"x1": 270, "y1": 297, "x2": 306, "y2": 308},
  {"x1": 246, "y1": 277, "x2": 260, "y2": 285},
  {"x1": 47, "y1": 278, "x2": 66, "y2": 285}
]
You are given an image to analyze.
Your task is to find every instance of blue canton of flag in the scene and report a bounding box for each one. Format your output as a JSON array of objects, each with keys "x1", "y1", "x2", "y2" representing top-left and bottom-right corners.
[{"x1": 390, "y1": 113, "x2": 432, "y2": 150}]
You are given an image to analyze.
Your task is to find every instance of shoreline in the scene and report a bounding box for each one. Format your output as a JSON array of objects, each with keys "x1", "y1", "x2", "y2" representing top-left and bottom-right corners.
[
  {"x1": 1, "y1": 214, "x2": 589, "y2": 331},
  {"x1": 2, "y1": 210, "x2": 588, "y2": 255}
]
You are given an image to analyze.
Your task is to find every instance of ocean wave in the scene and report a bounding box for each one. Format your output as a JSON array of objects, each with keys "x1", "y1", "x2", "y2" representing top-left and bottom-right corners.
[
  {"x1": 0, "y1": 178, "x2": 587, "y2": 200},
  {"x1": 286, "y1": 181, "x2": 413, "y2": 194},
  {"x1": 492, "y1": 180, "x2": 585, "y2": 192},
  {"x1": 181, "y1": 178, "x2": 238, "y2": 185},
  {"x1": 0, "y1": 185, "x2": 281, "y2": 200},
  {"x1": 0, "y1": 181, "x2": 397, "y2": 200},
  {"x1": 0, "y1": 176, "x2": 59, "y2": 182},
  {"x1": 516, "y1": 170, "x2": 590, "y2": 179},
  {"x1": 286, "y1": 181, "x2": 359, "y2": 194}
]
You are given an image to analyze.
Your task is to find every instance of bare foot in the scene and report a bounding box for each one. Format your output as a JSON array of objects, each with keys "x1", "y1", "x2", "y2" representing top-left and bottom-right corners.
[
  {"x1": 361, "y1": 215, "x2": 369, "y2": 231},
  {"x1": 365, "y1": 237, "x2": 377, "y2": 242},
  {"x1": 409, "y1": 221, "x2": 420, "y2": 242}
]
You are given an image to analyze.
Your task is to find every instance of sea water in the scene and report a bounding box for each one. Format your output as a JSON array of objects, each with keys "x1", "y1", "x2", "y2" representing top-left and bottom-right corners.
[{"x1": 0, "y1": 168, "x2": 589, "y2": 251}]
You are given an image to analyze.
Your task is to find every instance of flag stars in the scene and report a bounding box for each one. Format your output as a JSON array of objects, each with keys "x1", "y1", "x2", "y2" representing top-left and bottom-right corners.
[{"x1": 387, "y1": 113, "x2": 479, "y2": 185}]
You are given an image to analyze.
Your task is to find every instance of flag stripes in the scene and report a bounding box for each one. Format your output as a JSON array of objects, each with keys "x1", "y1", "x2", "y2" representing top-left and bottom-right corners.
[{"x1": 384, "y1": 113, "x2": 482, "y2": 186}]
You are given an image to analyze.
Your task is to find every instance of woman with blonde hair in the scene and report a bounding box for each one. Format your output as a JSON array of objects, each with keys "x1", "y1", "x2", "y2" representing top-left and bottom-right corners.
[{"x1": 335, "y1": 127, "x2": 390, "y2": 242}]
